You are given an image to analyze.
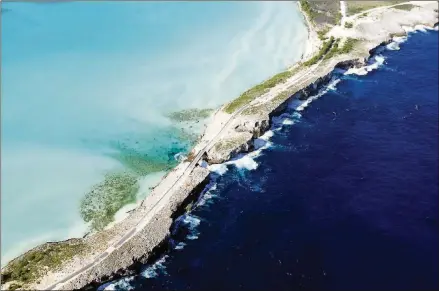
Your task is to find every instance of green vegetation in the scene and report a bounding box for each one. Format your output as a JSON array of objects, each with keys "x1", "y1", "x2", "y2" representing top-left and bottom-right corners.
[
  {"x1": 303, "y1": 36, "x2": 335, "y2": 66},
  {"x1": 359, "y1": 12, "x2": 369, "y2": 18},
  {"x1": 323, "y1": 37, "x2": 359, "y2": 60},
  {"x1": 339, "y1": 38, "x2": 359, "y2": 54},
  {"x1": 166, "y1": 108, "x2": 214, "y2": 122},
  {"x1": 393, "y1": 4, "x2": 416, "y2": 11},
  {"x1": 344, "y1": 21, "x2": 353, "y2": 28},
  {"x1": 80, "y1": 172, "x2": 139, "y2": 231},
  {"x1": 335, "y1": 11, "x2": 342, "y2": 25},
  {"x1": 1, "y1": 241, "x2": 86, "y2": 286},
  {"x1": 317, "y1": 27, "x2": 330, "y2": 40},
  {"x1": 300, "y1": 0, "x2": 316, "y2": 23},
  {"x1": 324, "y1": 38, "x2": 341, "y2": 60},
  {"x1": 224, "y1": 70, "x2": 293, "y2": 113}
]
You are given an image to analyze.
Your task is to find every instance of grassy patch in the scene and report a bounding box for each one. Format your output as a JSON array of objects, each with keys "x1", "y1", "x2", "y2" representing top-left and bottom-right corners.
[
  {"x1": 322, "y1": 37, "x2": 359, "y2": 60},
  {"x1": 324, "y1": 38, "x2": 341, "y2": 60},
  {"x1": 339, "y1": 38, "x2": 359, "y2": 54},
  {"x1": 344, "y1": 21, "x2": 353, "y2": 28},
  {"x1": 300, "y1": 0, "x2": 317, "y2": 23},
  {"x1": 166, "y1": 108, "x2": 214, "y2": 122},
  {"x1": 393, "y1": 4, "x2": 416, "y2": 11},
  {"x1": 224, "y1": 70, "x2": 293, "y2": 114},
  {"x1": 80, "y1": 172, "x2": 139, "y2": 231},
  {"x1": 303, "y1": 36, "x2": 335, "y2": 66},
  {"x1": 359, "y1": 12, "x2": 369, "y2": 18},
  {"x1": 317, "y1": 26, "x2": 330, "y2": 40},
  {"x1": 335, "y1": 11, "x2": 342, "y2": 25},
  {"x1": 1, "y1": 241, "x2": 87, "y2": 285}
]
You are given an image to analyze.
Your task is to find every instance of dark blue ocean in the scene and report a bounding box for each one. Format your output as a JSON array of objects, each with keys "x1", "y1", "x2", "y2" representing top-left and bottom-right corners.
[{"x1": 104, "y1": 30, "x2": 438, "y2": 291}]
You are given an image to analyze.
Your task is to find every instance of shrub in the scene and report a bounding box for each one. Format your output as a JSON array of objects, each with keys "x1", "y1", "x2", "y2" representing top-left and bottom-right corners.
[
  {"x1": 303, "y1": 36, "x2": 335, "y2": 66},
  {"x1": 344, "y1": 21, "x2": 353, "y2": 28},
  {"x1": 300, "y1": 0, "x2": 316, "y2": 22},
  {"x1": 335, "y1": 11, "x2": 342, "y2": 25},
  {"x1": 339, "y1": 38, "x2": 358, "y2": 54},
  {"x1": 317, "y1": 27, "x2": 330, "y2": 40}
]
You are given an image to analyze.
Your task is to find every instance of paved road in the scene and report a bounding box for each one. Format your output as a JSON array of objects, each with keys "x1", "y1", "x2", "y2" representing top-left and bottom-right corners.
[{"x1": 45, "y1": 56, "x2": 325, "y2": 291}]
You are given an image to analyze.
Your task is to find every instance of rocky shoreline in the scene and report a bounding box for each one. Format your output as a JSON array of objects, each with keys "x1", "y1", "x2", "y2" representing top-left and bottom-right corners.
[{"x1": 1, "y1": 2, "x2": 438, "y2": 290}]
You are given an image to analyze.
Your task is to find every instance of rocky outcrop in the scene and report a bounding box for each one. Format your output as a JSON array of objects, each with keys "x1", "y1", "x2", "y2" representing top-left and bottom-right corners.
[{"x1": 205, "y1": 115, "x2": 270, "y2": 164}]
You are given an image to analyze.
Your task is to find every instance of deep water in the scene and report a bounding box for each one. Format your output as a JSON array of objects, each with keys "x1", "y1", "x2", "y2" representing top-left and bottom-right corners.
[{"x1": 103, "y1": 30, "x2": 438, "y2": 291}]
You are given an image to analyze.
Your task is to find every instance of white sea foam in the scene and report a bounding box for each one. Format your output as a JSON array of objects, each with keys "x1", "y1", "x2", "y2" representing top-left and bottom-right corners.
[
  {"x1": 195, "y1": 180, "x2": 218, "y2": 208},
  {"x1": 402, "y1": 24, "x2": 436, "y2": 35},
  {"x1": 289, "y1": 78, "x2": 342, "y2": 112},
  {"x1": 141, "y1": 255, "x2": 169, "y2": 279},
  {"x1": 208, "y1": 163, "x2": 229, "y2": 175},
  {"x1": 386, "y1": 42, "x2": 401, "y2": 51},
  {"x1": 414, "y1": 24, "x2": 429, "y2": 33},
  {"x1": 402, "y1": 25, "x2": 416, "y2": 33},
  {"x1": 98, "y1": 276, "x2": 135, "y2": 291},
  {"x1": 393, "y1": 36, "x2": 408, "y2": 43},
  {"x1": 344, "y1": 55, "x2": 385, "y2": 76},
  {"x1": 184, "y1": 214, "x2": 201, "y2": 240},
  {"x1": 226, "y1": 154, "x2": 259, "y2": 171},
  {"x1": 272, "y1": 113, "x2": 297, "y2": 126},
  {"x1": 175, "y1": 242, "x2": 187, "y2": 250},
  {"x1": 98, "y1": 255, "x2": 170, "y2": 290}
]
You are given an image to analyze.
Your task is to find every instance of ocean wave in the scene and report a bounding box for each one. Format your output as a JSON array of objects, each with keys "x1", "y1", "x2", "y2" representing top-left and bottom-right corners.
[
  {"x1": 402, "y1": 24, "x2": 437, "y2": 34},
  {"x1": 386, "y1": 42, "x2": 401, "y2": 51},
  {"x1": 182, "y1": 214, "x2": 201, "y2": 240},
  {"x1": 208, "y1": 163, "x2": 229, "y2": 175},
  {"x1": 288, "y1": 78, "x2": 342, "y2": 112},
  {"x1": 226, "y1": 154, "x2": 259, "y2": 171},
  {"x1": 196, "y1": 182, "x2": 218, "y2": 208},
  {"x1": 141, "y1": 255, "x2": 169, "y2": 279},
  {"x1": 344, "y1": 55, "x2": 385, "y2": 76},
  {"x1": 98, "y1": 276, "x2": 135, "y2": 291}
]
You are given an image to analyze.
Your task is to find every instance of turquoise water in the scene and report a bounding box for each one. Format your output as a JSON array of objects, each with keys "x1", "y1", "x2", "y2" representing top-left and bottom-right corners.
[{"x1": 1, "y1": 2, "x2": 307, "y2": 265}]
